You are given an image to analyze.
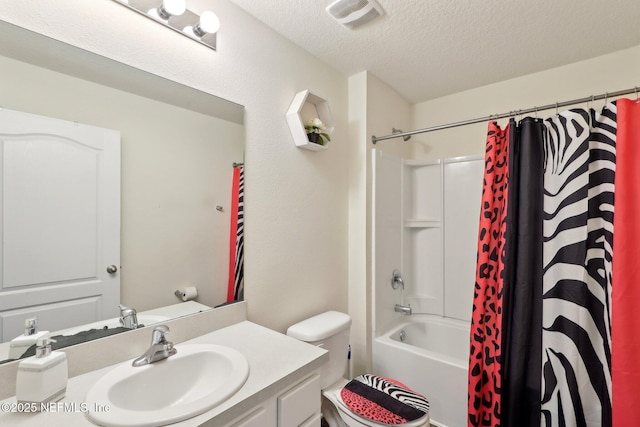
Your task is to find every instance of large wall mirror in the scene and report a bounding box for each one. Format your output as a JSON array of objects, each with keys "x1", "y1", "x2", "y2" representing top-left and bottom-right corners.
[{"x1": 0, "y1": 20, "x2": 245, "y2": 362}]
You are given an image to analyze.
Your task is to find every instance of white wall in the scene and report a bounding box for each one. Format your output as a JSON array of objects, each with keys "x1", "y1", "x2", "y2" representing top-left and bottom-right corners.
[
  {"x1": 411, "y1": 45, "x2": 640, "y2": 160},
  {"x1": 348, "y1": 71, "x2": 412, "y2": 375},
  {"x1": 0, "y1": 0, "x2": 349, "y2": 333},
  {"x1": 347, "y1": 72, "x2": 369, "y2": 376}
]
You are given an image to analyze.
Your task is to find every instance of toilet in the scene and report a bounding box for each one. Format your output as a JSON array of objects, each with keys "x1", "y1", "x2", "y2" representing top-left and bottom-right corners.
[{"x1": 287, "y1": 311, "x2": 430, "y2": 427}]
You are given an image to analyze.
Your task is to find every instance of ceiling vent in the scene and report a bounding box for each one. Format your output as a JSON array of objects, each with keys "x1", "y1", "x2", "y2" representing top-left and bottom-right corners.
[{"x1": 326, "y1": 0, "x2": 385, "y2": 30}]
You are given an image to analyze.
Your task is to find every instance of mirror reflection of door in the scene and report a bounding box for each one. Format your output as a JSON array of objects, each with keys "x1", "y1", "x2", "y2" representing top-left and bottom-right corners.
[{"x1": 0, "y1": 108, "x2": 120, "y2": 342}]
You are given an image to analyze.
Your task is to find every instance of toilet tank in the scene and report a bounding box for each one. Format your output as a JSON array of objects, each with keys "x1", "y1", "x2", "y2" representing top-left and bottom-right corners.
[{"x1": 287, "y1": 311, "x2": 351, "y2": 389}]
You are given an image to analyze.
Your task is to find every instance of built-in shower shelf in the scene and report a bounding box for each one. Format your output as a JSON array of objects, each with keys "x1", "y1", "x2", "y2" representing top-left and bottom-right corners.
[
  {"x1": 404, "y1": 219, "x2": 441, "y2": 228},
  {"x1": 404, "y1": 159, "x2": 441, "y2": 167},
  {"x1": 286, "y1": 89, "x2": 334, "y2": 151}
]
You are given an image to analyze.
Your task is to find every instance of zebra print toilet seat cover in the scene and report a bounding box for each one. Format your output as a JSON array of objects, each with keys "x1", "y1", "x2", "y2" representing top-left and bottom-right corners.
[{"x1": 340, "y1": 374, "x2": 429, "y2": 425}]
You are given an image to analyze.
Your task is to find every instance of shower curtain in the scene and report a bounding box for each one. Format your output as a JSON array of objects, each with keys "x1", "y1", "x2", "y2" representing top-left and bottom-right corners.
[
  {"x1": 226, "y1": 164, "x2": 244, "y2": 302},
  {"x1": 538, "y1": 106, "x2": 615, "y2": 427},
  {"x1": 469, "y1": 99, "x2": 640, "y2": 427},
  {"x1": 501, "y1": 117, "x2": 544, "y2": 427},
  {"x1": 611, "y1": 99, "x2": 640, "y2": 427},
  {"x1": 468, "y1": 121, "x2": 510, "y2": 427}
]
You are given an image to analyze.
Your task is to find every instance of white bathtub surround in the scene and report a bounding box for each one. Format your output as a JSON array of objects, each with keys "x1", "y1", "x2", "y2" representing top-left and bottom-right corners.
[
  {"x1": 373, "y1": 315, "x2": 469, "y2": 427},
  {"x1": 372, "y1": 150, "x2": 483, "y2": 336},
  {"x1": 371, "y1": 151, "x2": 484, "y2": 426}
]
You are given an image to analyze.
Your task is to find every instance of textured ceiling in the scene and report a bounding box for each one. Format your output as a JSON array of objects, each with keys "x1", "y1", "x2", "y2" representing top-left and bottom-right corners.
[{"x1": 229, "y1": 0, "x2": 640, "y2": 104}]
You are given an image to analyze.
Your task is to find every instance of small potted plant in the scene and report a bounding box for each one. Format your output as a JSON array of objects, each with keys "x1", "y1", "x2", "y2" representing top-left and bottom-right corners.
[{"x1": 304, "y1": 118, "x2": 331, "y2": 146}]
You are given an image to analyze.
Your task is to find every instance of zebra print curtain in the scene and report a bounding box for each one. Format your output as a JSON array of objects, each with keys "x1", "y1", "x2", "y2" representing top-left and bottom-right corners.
[
  {"x1": 232, "y1": 165, "x2": 244, "y2": 301},
  {"x1": 226, "y1": 164, "x2": 244, "y2": 302},
  {"x1": 470, "y1": 99, "x2": 640, "y2": 427},
  {"x1": 539, "y1": 106, "x2": 615, "y2": 426}
]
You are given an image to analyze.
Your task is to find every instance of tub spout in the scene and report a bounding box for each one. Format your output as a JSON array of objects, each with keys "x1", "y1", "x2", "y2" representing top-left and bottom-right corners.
[{"x1": 394, "y1": 304, "x2": 412, "y2": 315}]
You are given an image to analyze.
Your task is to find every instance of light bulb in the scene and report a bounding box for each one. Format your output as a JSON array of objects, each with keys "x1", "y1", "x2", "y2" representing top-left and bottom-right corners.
[
  {"x1": 156, "y1": 0, "x2": 186, "y2": 19},
  {"x1": 193, "y1": 11, "x2": 220, "y2": 36}
]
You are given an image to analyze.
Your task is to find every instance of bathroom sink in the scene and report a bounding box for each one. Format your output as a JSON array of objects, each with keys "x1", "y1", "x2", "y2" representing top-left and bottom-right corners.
[{"x1": 85, "y1": 344, "x2": 250, "y2": 427}]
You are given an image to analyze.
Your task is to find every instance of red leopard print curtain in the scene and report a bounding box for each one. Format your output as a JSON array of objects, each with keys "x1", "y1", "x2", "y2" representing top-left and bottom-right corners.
[{"x1": 468, "y1": 122, "x2": 510, "y2": 427}]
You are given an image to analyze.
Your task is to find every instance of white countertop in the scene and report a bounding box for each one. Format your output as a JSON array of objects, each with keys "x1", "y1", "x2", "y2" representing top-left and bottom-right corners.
[{"x1": 0, "y1": 320, "x2": 327, "y2": 426}]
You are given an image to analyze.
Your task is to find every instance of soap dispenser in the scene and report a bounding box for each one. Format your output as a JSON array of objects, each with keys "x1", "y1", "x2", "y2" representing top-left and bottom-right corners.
[
  {"x1": 8, "y1": 318, "x2": 50, "y2": 359},
  {"x1": 15, "y1": 336, "x2": 68, "y2": 407}
]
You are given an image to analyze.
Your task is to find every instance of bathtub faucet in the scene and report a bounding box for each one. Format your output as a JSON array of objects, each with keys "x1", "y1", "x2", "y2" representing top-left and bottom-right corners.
[{"x1": 394, "y1": 304, "x2": 412, "y2": 315}]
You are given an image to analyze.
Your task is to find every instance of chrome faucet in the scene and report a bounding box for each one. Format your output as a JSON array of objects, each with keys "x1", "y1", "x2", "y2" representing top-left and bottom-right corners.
[
  {"x1": 394, "y1": 303, "x2": 412, "y2": 315},
  {"x1": 132, "y1": 325, "x2": 177, "y2": 367},
  {"x1": 119, "y1": 304, "x2": 138, "y2": 329}
]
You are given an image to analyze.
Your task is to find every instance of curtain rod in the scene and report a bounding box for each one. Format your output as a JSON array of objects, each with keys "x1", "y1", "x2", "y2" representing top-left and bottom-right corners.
[{"x1": 371, "y1": 86, "x2": 639, "y2": 144}]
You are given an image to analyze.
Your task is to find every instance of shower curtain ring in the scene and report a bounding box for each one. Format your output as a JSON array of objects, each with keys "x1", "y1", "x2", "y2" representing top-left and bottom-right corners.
[
  {"x1": 635, "y1": 87, "x2": 639, "y2": 103},
  {"x1": 534, "y1": 107, "x2": 538, "y2": 119},
  {"x1": 555, "y1": 102, "x2": 559, "y2": 117}
]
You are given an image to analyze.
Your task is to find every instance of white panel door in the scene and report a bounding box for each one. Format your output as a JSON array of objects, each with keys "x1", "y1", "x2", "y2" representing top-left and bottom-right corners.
[{"x1": 0, "y1": 108, "x2": 120, "y2": 342}]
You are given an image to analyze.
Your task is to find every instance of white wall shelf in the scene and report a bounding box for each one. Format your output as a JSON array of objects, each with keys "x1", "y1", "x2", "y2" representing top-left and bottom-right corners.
[{"x1": 285, "y1": 89, "x2": 334, "y2": 151}]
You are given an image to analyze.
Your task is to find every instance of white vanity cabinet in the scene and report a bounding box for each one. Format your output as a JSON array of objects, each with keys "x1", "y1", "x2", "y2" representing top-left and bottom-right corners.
[
  {"x1": 225, "y1": 405, "x2": 274, "y2": 427},
  {"x1": 278, "y1": 374, "x2": 321, "y2": 427},
  {"x1": 299, "y1": 414, "x2": 322, "y2": 427},
  {"x1": 224, "y1": 374, "x2": 321, "y2": 427},
  {"x1": 224, "y1": 397, "x2": 278, "y2": 427}
]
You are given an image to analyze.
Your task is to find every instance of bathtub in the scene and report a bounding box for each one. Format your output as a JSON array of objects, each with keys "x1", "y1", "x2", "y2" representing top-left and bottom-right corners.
[{"x1": 372, "y1": 315, "x2": 469, "y2": 427}]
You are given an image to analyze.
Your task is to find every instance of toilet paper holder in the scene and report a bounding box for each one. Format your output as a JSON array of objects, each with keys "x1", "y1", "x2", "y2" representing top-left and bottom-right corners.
[{"x1": 174, "y1": 287, "x2": 198, "y2": 302}]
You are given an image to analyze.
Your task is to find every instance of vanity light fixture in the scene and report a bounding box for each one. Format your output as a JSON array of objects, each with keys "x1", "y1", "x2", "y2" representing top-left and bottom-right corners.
[
  {"x1": 154, "y1": 0, "x2": 186, "y2": 20},
  {"x1": 192, "y1": 11, "x2": 220, "y2": 37},
  {"x1": 112, "y1": 0, "x2": 218, "y2": 51}
]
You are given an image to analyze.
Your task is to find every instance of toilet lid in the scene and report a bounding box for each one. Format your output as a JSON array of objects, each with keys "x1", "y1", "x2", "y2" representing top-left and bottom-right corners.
[{"x1": 340, "y1": 374, "x2": 429, "y2": 425}]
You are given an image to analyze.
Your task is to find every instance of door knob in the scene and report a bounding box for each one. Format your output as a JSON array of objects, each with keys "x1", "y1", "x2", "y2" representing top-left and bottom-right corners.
[{"x1": 106, "y1": 265, "x2": 118, "y2": 274}]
